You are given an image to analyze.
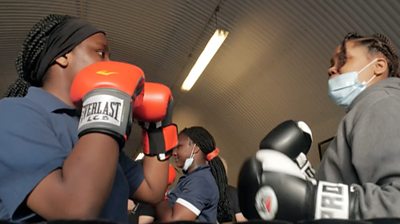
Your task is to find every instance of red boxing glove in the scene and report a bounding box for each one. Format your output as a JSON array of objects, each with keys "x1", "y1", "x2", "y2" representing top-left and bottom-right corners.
[
  {"x1": 165, "y1": 164, "x2": 177, "y2": 200},
  {"x1": 168, "y1": 164, "x2": 177, "y2": 186},
  {"x1": 70, "y1": 61, "x2": 145, "y2": 148},
  {"x1": 133, "y1": 82, "x2": 178, "y2": 161}
]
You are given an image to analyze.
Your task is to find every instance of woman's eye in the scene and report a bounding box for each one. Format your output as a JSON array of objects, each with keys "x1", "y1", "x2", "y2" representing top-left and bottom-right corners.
[{"x1": 97, "y1": 50, "x2": 105, "y2": 58}]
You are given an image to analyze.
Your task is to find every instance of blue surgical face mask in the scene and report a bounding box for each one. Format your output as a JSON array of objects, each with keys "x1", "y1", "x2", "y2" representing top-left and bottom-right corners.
[
  {"x1": 182, "y1": 144, "x2": 196, "y2": 173},
  {"x1": 328, "y1": 59, "x2": 377, "y2": 108}
]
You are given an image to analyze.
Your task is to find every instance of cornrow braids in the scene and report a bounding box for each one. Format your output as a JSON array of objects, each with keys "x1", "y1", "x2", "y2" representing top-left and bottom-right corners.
[
  {"x1": 370, "y1": 33, "x2": 400, "y2": 77},
  {"x1": 338, "y1": 32, "x2": 400, "y2": 77},
  {"x1": 181, "y1": 126, "x2": 234, "y2": 222},
  {"x1": 337, "y1": 32, "x2": 361, "y2": 70},
  {"x1": 5, "y1": 14, "x2": 70, "y2": 97}
]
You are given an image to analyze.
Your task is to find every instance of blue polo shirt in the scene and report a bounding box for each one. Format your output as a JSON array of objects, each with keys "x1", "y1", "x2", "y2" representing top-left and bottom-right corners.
[
  {"x1": 167, "y1": 165, "x2": 219, "y2": 223},
  {"x1": 0, "y1": 87, "x2": 144, "y2": 223}
]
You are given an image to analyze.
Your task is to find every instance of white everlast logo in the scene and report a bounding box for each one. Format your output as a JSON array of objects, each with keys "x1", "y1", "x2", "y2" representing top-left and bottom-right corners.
[
  {"x1": 79, "y1": 94, "x2": 124, "y2": 129},
  {"x1": 315, "y1": 181, "x2": 349, "y2": 219}
]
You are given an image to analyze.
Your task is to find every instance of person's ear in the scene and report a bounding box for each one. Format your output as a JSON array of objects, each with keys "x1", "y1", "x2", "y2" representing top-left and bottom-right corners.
[
  {"x1": 193, "y1": 144, "x2": 201, "y2": 154},
  {"x1": 54, "y1": 55, "x2": 69, "y2": 67},
  {"x1": 374, "y1": 57, "x2": 388, "y2": 77}
]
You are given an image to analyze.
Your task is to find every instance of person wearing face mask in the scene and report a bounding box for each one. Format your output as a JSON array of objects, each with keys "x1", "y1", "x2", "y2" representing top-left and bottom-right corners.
[
  {"x1": 155, "y1": 126, "x2": 232, "y2": 223},
  {"x1": 319, "y1": 32, "x2": 400, "y2": 219},
  {"x1": 235, "y1": 32, "x2": 400, "y2": 223},
  {"x1": 328, "y1": 58, "x2": 378, "y2": 108}
]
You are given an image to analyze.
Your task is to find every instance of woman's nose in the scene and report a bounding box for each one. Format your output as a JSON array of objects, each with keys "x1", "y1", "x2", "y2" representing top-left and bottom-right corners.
[{"x1": 328, "y1": 66, "x2": 339, "y2": 77}]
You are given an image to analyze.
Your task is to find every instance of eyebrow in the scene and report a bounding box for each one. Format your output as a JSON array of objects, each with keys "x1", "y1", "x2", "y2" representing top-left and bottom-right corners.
[{"x1": 100, "y1": 43, "x2": 109, "y2": 51}]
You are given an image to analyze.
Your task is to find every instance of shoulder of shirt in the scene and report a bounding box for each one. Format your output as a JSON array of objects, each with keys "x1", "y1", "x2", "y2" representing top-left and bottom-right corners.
[
  {"x1": 350, "y1": 80, "x2": 400, "y2": 112},
  {"x1": 0, "y1": 96, "x2": 36, "y2": 111}
]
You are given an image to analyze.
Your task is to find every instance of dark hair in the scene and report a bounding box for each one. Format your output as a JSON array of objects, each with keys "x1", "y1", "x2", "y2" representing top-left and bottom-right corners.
[
  {"x1": 337, "y1": 32, "x2": 400, "y2": 78},
  {"x1": 180, "y1": 126, "x2": 233, "y2": 222},
  {"x1": 5, "y1": 14, "x2": 102, "y2": 97},
  {"x1": 5, "y1": 14, "x2": 70, "y2": 97}
]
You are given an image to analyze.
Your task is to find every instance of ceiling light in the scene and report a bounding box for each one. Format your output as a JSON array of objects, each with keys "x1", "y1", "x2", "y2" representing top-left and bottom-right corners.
[{"x1": 181, "y1": 29, "x2": 229, "y2": 91}]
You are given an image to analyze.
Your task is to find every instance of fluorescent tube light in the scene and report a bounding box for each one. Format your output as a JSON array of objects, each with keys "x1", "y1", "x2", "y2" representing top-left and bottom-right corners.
[{"x1": 181, "y1": 29, "x2": 229, "y2": 91}]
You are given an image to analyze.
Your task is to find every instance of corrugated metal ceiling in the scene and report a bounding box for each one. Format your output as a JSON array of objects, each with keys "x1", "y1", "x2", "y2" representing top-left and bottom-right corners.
[{"x1": 1, "y1": 0, "x2": 399, "y2": 184}]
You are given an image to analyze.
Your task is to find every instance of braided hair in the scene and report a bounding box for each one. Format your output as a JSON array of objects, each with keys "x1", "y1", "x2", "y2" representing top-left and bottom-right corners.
[
  {"x1": 5, "y1": 14, "x2": 70, "y2": 97},
  {"x1": 180, "y1": 126, "x2": 234, "y2": 223},
  {"x1": 338, "y1": 32, "x2": 400, "y2": 78},
  {"x1": 5, "y1": 14, "x2": 102, "y2": 98}
]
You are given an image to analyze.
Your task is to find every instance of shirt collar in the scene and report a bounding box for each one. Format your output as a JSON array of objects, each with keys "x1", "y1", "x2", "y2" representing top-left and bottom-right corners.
[
  {"x1": 185, "y1": 164, "x2": 210, "y2": 175},
  {"x1": 25, "y1": 87, "x2": 77, "y2": 115}
]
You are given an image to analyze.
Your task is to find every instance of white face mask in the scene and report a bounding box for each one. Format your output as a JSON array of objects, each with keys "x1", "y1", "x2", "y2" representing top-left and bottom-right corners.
[
  {"x1": 328, "y1": 59, "x2": 377, "y2": 108},
  {"x1": 182, "y1": 144, "x2": 196, "y2": 172}
]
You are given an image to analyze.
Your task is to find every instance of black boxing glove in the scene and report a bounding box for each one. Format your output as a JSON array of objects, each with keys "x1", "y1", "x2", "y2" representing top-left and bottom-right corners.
[
  {"x1": 259, "y1": 120, "x2": 315, "y2": 180},
  {"x1": 238, "y1": 150, "x2": 354, "y2": 222}
]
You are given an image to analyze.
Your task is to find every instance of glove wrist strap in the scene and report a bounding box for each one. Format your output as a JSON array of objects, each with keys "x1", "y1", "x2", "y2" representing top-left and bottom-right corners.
[
  {"x1": 143, "y1": 123, "x2": 178, "y2": 161},
  {"x1": 295, "y1": 153, "x2": 316, "y2": 180},
  {"x1": 314, "y1": 181, "x2": 350, "y2": 219},
  {"x1": 77, "y1": 88, "x2": 132, "y2": 149}
]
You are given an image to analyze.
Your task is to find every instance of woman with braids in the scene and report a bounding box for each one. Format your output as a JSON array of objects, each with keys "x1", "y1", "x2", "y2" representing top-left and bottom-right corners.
[
  {"x1": 317, "y1": 32, "x2": 400, "y2": 219},
  {"x1": 0, "y1": 14, "x2": 170, "y2": 223},
  {"x1": 236, "y1": 32, "x2": 400, "y2": 222},
  {"x1": 155, "y1": 126, "x2": 232, "y2": 223}
]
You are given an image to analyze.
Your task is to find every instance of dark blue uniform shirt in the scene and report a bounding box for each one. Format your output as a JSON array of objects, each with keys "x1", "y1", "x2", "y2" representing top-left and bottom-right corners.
[
  {"x1": 0, "y1": 87, "x2": 144, "y2": 223},
  {"x1": 168, "y1": 165, "x2": 219, "y2": 223}
]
